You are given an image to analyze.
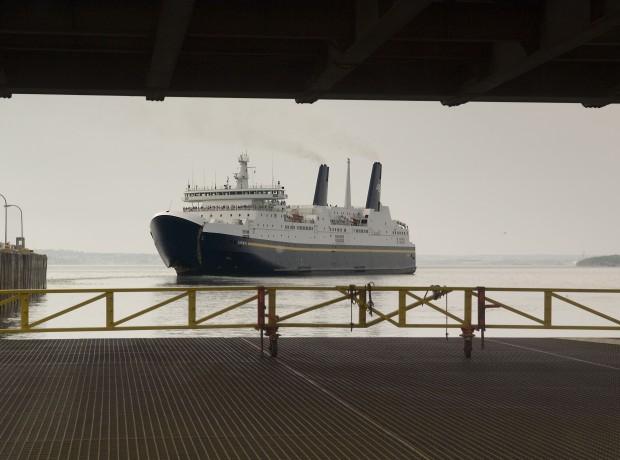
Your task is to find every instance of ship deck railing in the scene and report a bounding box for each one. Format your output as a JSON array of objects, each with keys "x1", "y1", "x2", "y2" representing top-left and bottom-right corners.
[{"x1": 183, "y1": 204, "x2": 285, "y2": 212}]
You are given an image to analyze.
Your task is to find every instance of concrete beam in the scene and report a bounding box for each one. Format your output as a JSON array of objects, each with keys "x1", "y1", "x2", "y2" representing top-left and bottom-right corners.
[
  {"x1": 442, "y1": 0, "x2": 620, "y2": 106},
  {"x1": 0, "y1": 69, "x2": 11, "y2": 98},
  {"x1": 581, "y1": 1, "x2": 620, "y2": 108},
  {"x1": 296, "y1": 0, "x2": 431, "y2": 103},
  {"x1": 582, "y1": 84, "x2": 620, "y2": 107},
  {"x1": 146, "y1": 0, "x2": 195, "y2": 101}
]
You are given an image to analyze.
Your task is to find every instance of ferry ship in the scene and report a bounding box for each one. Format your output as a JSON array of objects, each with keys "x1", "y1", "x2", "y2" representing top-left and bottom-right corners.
[{"x1": 150, "y1": 155, "x2": 415, "y2": 276}]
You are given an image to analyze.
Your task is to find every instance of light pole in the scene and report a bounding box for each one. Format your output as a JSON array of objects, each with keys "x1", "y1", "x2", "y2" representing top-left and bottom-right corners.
[
  {"x1": 0, "y1": 193, "x2": 7, "y2": 247},
  {"x1": 6, "y1": 204, "x2": 24, "y2": 243}
]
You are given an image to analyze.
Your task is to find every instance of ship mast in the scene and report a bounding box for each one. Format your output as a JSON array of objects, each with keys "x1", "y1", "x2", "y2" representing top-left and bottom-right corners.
[
  {"x1": 344, "y1": 158, "x2": 351, "y2": 208},
  {"x1": 234, "y1": 153, "x2": 250, "y2": 189}
]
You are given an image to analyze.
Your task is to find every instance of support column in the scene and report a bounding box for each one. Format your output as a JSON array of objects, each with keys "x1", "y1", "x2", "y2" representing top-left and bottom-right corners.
[
  {"x1": 188, "y1": 290, "x2": 196, "y2": 327},
  {"x1": 106, "y1": 291, "x2": 114, "y2": 329},
  {"x1": 20, "y1": 293, "x2": 29, "y2": 330},
  {"x1": 544, "y1": 290, "x2": 552, "y2": 327},
  {"x1": 358, "y1": 288, "x2": 367, "y2": 328},
  {"x1": 460, "y1": 289, "x2": 475, "y2": 358},
  {"x1": 398, "y1": 289, "x2": 406, "y2": 327},
  {"x1": 267, "y1": 288, "x2": 279, "y2": 357}
]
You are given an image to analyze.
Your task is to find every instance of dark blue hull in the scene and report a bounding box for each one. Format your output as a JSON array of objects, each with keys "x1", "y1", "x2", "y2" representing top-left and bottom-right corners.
[{"x1": 150, "y1": 214, "x2": 416, "y2": 276}]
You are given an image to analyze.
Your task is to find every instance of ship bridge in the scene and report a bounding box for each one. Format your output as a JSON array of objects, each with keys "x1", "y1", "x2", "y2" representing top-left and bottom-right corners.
[
  {"x1": 183, "y1": 186, "x2": 286, "y2": 203},
  {"x1": 1, "y1": 1, "x2": 620, "y2": 106},
  {"x1": 183, "y1": 154, "x2": 287, "y2": 210}
]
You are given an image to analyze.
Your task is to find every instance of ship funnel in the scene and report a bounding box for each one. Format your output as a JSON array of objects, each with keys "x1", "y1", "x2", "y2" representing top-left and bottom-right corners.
[
  {"x1": 313, "y1": 164, "x2": 329, "y2": 206},
  {"x1": 365, "y1": 162, "x2": 382, "y2": 211}
]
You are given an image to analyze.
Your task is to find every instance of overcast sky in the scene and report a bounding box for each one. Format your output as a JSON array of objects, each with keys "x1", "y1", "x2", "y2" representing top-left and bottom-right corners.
[{"x1": 0, "y1": 95, "x2": 618, "y2": 256}]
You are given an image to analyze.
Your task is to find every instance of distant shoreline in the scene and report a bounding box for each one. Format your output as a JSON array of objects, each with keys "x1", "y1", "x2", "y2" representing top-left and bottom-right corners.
[
  {"x1": 37, "y1": 250, "x2": 620, "y2": 268},
  {"x1": 576, "y1": 255, "x2": 620, "y2": 267},
  {"x1": 37, "y1": 249, "x2": 160, "y2": 265}
]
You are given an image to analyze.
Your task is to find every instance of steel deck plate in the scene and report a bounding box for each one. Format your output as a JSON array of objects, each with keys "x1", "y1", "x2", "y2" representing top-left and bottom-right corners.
[{"x1": 0, "y1": 337, "x2": 617, "y2": 459}]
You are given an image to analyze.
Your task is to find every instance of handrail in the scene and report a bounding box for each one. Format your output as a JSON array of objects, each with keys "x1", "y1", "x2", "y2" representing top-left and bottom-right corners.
[{"x1": 1, "y1": 285, "x2": 618, "y2": 358}]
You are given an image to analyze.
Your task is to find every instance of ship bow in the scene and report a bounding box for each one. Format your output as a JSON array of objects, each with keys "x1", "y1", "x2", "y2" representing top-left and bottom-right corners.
[{"x1": 150, "y1": 213, "x2": 202, "y2": 273}]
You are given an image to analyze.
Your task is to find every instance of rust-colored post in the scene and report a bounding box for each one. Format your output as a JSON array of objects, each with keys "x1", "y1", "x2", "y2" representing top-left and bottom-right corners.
[
  {"x1": 267, "y1": 288, "x2": 279, "y2": 357},
  {"x1": 257, "y1": 286, "x2": 266, "y2": 353},
  {"x1": 105, "y1": 291, "x2": 114, "y2": 328},
  {"x1": 20, "y1": 293, "x2": 29, "y2": 330},
  {"x1": 460, "y1": 289, "x2": 475, "y2": 358},
  {"x1": 257, "y1": 286, "x2": 266, "y2": 329},
  {"x1": 398, "y1": 289, "x2": 406, "y2": 327},
  {"x1": 358, "y1": 288, "x2": 366, "y2": 328},
  {"x1": 477, "y1": 287, "x2": 486, "y2": 330},
  {"x1": 268, "y1": 288, "x2": 277, "y2": 330},
  {"x1": 544, "y1": 290, "x2": 552, "y2": 327},
  {"x1": 188, "y1": 290, "x2": 196, "y2": 327},
  {"x1": 477, "y1": 286, "x2": 486, "y2": 349}
]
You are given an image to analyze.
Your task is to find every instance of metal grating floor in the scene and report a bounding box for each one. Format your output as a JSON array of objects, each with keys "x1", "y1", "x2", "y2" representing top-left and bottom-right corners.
[{"x1": 0, "y1": 337, "x2": 618, "y2": 459}]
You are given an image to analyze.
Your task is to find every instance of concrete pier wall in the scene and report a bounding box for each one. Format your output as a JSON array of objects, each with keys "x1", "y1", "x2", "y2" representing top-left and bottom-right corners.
[
  {"x1": 0, "y1": 250, "x2": 47, "y2": 313},
  {"x1": 0, "y1": 250, "x2": 47, "y2": 290}
]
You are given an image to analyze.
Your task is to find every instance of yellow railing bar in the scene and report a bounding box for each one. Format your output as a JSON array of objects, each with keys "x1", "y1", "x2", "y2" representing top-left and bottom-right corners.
[
  {"x1": 401, "y1": 324, "x2": 620, "y2": 330},
  {"x1": 276, "y1": 323, "x2": 360, "y2": 328},
  {"x1": 195, "y1": 294, "x2": 258, "y2": 324},
  {"x1": 20, "y1": 294, "x2": 29, "y2": 329},
  {"x1": 188, "y1": 290, "x2": 196, "y2": 326},
  {"x1": 0, "y1": 285, "x2": 619, "y2": 334},
  {"x1": 406, "y1": 291, "x2": 464, "y2": 324},
  {"x1": 0, "y1": 286, "x2": 259, "y2": 295},
  {"x1": 402, "y1": 324, "x2": 474, "y2": 328},
  {"x1": 278, "y1": 294, "x2": 350, "y2": 322},
  {"x1": 551, "y1": 292, "x2": 620, "y2": 326},
  {"x1": 464, "y1": 289, "x2": 473, "y2": 327},
  {"x1": 28, "y1": 292, "x2": 108, "y2": 328},
  {"x1": 544, "y1": 290, "x2": 552, "y2": 327},
  {"x1": 486, "y1": 325, "x2": 620, "y2": 330},
  {"x1": 2, "y1": 322, "x2": 617, "y2": 334},
  {"x1": 113, "y1": 291, "x2": 189, "y2": 326},
  {"x1": 0, "y1": 323, "x2": 259, "y2": 333},
  {"x1": 473, "y1": 292, "x2": 545, "y2": 325},
  {"x1": 0, "y1": 295, "x2": 18, "y2": 308},
  {"x1": 368, "y1": 308, "x2": 400, "y2": 327},
  {"x1": 398, "y1": 290, "x2": 406, "y2": 326},
  {"x1": 366, "y1": 297, "x2": 427, "y2": 327},
  {"x1": 106, "y1": 292, "x2": 114, "y2": 328}
]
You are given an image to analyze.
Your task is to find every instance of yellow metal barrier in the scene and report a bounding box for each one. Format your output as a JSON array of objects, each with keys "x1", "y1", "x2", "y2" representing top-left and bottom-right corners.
[{"x1": 1, "y1": 285, "x2": 619, "y2": 357}]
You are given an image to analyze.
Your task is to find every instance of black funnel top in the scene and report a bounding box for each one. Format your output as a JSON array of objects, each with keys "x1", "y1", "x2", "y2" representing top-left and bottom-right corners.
[
  {"x1": 313, "y1": 164, "x2": 329, "y2": 206},
  {"x1": 365, "y1": 162, "x2": 381, "y2": 211}
]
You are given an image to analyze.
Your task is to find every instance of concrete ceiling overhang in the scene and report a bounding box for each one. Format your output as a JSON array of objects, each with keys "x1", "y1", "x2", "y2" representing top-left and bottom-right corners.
[{"x1": 1, "y1": 0, "x2": 620, "y2": 107}]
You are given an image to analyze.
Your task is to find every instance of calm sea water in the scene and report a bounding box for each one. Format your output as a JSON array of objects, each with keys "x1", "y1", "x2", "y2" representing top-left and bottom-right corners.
[{"x1": 3, "y1": 264, "x2": 620, "y2": 339}]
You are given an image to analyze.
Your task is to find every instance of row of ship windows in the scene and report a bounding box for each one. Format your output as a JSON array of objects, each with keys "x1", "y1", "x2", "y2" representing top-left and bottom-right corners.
[
  {"x1": 203, "y1": 213, "x2": 251, "y2": 218},
  {"x1": 253, "y1": 226, "x2": 387, "y2": 235},
  {"x1": 201, "y1": 211, "x2": 376, "y2": 228},
  {"x1": 187, "y1": 190, "x2": 282, "y2": 197},
  {"x1": 200, "y1": 212, "x2": 315, "y2": 221},
  {"x1": 200, "y1": 212, "x2": 393, "y2": 235}
]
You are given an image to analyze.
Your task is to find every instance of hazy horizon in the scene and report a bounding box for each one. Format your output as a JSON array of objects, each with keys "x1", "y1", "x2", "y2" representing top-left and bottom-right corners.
[
  {"x1": 1, "y1": 95, "x2": 619, "y2": 256},
  {"x1": 34, "y1": 248, "x2": 598, "y2": 258},
  {"x1": 35, "y1": 249, "x2": 592, "y2": 269}
]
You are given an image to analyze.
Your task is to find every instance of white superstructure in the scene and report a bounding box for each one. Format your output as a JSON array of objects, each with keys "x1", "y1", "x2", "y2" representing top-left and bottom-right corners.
[{"x1": 180, "y1": 155, "x2": 411, "y2": 247}]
